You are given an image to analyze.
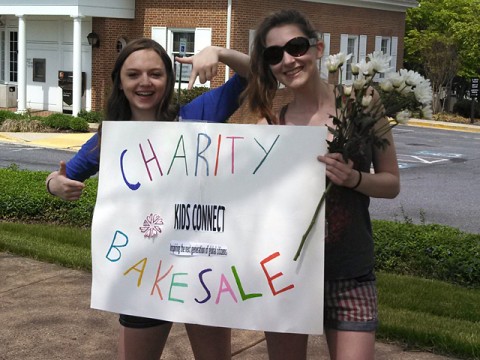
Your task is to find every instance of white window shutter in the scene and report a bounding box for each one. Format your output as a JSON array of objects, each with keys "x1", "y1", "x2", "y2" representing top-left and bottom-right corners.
[
  {"x1": 340, "y1": 34, "x2": 348, "y2": 83},
  {"x1": 248, "y1": 29, "x2": 256, "y2": 55},
  {"x1": 151, "y1": 27, "x2": 167, "y2": 49},
  {"x1": 359, "y1": 35, "x2": 367, "y2": 61},
  {"x1": 340, "y1": 34, "x2": 348, "y2": 54},
  {"x1": 375, "y1": 36, "x2": 382, "y2": 52},
  {"x1": 391, "y1": 36, "x2": 398, "y2": 71},
  {"x1": 320, "y1": 33, "x2": 330, "y2": 79},
  {"x1": 194, "y1": 28, "x2": 212, "y2": 53},
  {"x1": 193, "y1": 28, "x2": 212, "y2": 87}
]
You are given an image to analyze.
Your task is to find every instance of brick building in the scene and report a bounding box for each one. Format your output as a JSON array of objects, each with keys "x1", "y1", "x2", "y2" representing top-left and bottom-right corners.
[{"x1": 0, "y1": 0, "x2": 417, "y2": 121}]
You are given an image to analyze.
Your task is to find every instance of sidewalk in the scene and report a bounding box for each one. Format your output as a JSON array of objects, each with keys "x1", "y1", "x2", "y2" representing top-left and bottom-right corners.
[
  {"x1": 0, "y1": 252, "x2": 457, "y2": 360},
  {"x1": 0, "y1": 120, "x2": 470, "y2": 359}
]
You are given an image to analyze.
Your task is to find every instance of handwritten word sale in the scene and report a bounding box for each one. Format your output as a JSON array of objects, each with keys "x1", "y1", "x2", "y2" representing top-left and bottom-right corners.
[
  {"x1": 119, "y1": 132, "x2": 280, "y2": 190},
  {"x1": 106, "y1": 232, "x2": 295, "y2": 304}
]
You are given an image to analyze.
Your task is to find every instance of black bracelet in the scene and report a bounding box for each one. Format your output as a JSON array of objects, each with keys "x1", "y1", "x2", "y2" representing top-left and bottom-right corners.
[
  {"x1": 349, "y1": 170, "x2": 362, "y2": 190},
  {"x1": 46, "y1": 177, "x2": 55, "y2": 196}
]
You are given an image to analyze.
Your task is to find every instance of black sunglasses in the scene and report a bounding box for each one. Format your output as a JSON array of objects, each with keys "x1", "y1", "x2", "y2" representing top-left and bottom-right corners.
[{"x1": 263, "y1": 37, "x2": 317, "y2": 65}]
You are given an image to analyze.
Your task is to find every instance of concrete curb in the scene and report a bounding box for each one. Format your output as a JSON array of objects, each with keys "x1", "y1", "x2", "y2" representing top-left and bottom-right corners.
[
  {"x1": 0, "y1": 119, "x2": 478, "y2": 152},
  {"x1": 407, "y1": 119, "x2": 480, "y2": 133}
]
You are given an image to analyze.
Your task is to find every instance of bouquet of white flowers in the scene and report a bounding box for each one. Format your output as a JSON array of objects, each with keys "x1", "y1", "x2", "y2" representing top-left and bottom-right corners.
[{"x1": 294, "y1": 51, "x2": 433, "y2": 261}]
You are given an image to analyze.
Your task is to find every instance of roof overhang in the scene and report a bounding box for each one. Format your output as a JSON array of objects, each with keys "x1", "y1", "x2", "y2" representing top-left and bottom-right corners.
[
  {"x1": 0, "y1": 0, "x2": 135, "y2": 18},
  {"x1": 299, "y1": 0, "x2": 418, "y2": 12}
]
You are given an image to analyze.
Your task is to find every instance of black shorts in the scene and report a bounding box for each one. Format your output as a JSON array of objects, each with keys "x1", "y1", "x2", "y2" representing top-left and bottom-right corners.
[{"x1": 119, "y1": 314, "x2": 171, "y2": 329}]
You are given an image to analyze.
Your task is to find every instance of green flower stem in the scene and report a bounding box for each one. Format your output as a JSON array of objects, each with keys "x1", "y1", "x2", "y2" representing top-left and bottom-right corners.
[{"x1": 293, "y1": 181, "x2": 333, "y2": 261}]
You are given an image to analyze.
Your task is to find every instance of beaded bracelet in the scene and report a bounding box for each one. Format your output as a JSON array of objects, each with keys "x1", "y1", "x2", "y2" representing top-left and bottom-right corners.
[{"x1": 349, "y1": 170, "x2": 362, "y2": 190}]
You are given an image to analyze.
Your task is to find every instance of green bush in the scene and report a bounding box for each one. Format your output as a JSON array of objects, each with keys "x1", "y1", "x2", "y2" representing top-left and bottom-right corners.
[
  {"x1": 174, "y1": 86, "x2": 210, "y2": 106},
  {"x1": 1, "y1": 167, "x2": 479, "y2": 289},
  {"x1": 0, "y1": 110, "x2": 22, "y2": 124},
  {"x1": 77, "y1": 109, "x2": 104, "y2": 123},
  {"x1": 374, "y1": 220, "x2": 480, "y2": 288},
  {"x1": 41, "y1": 113, "x2": 89, "y2": 132},
  {"x1": 452, "y1": 98, "x2": 480, "y2": 118},
  {"x1": 42, "y1": 113, "x2": 72, "y2": 130},
  {"x1": 0, "y1": 167, "x2": 96, "y2": 227},
  {"x1": 69, "y1": 116, "x2": 90, "y2": 132}
]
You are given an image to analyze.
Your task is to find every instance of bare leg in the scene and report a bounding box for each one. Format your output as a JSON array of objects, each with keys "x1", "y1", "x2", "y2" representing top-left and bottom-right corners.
[
  {"x1": 325, "y1": 329, "x2": 375, "y2": 360},
  {"x1": 185, "y1": 324, "x2": 231, "y2": 360},
  {"x1": 118, "y1": 323, "x2": 172, "y2": 360},
  {"x1": 264, "y1": 331, "x2": 308, "y2": 360}
]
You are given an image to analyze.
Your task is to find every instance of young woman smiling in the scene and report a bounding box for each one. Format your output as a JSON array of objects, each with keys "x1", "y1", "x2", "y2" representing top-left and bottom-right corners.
[
  {"x1": 46, "y1": 38, "x2": 249, "y2": 360},
  {"x1": 243, "y1": 10, "x2": 400, "y2": 360}
]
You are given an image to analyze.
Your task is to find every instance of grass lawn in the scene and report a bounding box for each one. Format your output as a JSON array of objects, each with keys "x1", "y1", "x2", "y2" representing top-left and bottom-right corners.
[{"x1": 1, "y1": 221, "x2": 479, "y2": 359}]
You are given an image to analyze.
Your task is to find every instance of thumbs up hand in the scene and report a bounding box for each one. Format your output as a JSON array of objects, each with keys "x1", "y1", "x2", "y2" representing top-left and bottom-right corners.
[{"x1": 46, "y1": 161, "x2": 86, "y2": 201}]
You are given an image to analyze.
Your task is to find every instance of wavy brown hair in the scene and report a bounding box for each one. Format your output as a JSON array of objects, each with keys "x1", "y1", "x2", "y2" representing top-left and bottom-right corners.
[{"x1": 241, "y1": 9, "x2": 319, "y2": 124}]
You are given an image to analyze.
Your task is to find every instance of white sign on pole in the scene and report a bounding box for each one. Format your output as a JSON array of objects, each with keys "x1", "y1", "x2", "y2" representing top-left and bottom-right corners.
[{"x1": 91, "y1": 121, "x2": 327, "y2": 334}]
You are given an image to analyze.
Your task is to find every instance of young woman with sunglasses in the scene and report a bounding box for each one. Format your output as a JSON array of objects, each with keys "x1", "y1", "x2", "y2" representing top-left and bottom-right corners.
[
  {"x1": 46, "y1": 38, "x2": 249, "y2": 360},
  {"x1": 242, "y1": 9, "x2": 400, "y2": 360}
]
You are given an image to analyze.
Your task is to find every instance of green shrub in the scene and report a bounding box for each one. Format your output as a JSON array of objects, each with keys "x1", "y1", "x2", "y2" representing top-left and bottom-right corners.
[
  {"x1": 374, "y1": 220, "x2": 480, "y2": 288},
  {"x1": 77, "y1": 109, "x2": 104, "y2": 123},
  {"x1": 1, "y1": 167, "x2": 479, "y2": 289},
  {"x1": 0, "y1": 167, "x2": 96, "y2": 227},
  {"x1": 40, "y1": 113, "x2": 89, "y2": 132},
  {"x1": 42, "y1": 113, "x2": 72, "y2": 130},
  {"x1": 69, "y1": 117, "x2": 90, "y2": 132},
  {"x1": 0, "y1": 110, "x2": 22, "y2": 124},
  {"x1": 174, "y1": 86, "x2": 210, "y2": 106},
  {"x1": 452, "y1": 98, "x2": 480, "y2": 118}
]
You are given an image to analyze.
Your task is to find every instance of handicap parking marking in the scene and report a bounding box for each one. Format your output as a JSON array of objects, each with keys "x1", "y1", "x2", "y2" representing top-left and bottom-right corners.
[
  {"x1": 415, "y1": 150, "x2": 463, "y2": 158},
  {"x1": 397, "y1": 150, "x2": 465, "y2": 169}
]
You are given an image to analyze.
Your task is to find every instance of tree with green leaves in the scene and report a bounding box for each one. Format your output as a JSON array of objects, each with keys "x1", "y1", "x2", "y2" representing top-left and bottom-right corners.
[{"x1": 404, "y1": 0, "x2": 480, "y2": 112}]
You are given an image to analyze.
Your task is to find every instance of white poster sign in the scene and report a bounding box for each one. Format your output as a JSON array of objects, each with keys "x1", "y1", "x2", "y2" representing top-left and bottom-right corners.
[{"x1": 91, "y1": 121, "x2": 327, "y2": 334}]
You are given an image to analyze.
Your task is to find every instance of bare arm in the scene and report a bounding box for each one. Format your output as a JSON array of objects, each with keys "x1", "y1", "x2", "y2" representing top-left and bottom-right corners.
[
  {"x1": 176, "y1": 46, "x2": 249, "y2": 89},
  {"x1": 318, "y1": 117, "x2": 400, "y2": 199},
  {"x1": 46, "y1": 161, "x2": 86, "y2": 201}
]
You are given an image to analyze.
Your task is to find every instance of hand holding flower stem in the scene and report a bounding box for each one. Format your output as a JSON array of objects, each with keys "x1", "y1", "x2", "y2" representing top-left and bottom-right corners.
[{"x1": 293, "y1": 51, "x2": 433, "y2": 261}]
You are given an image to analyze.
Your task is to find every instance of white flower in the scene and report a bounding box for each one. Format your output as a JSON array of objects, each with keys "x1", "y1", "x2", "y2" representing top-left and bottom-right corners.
[
  {"x1": 367, "y1": 51, "x2": 391, "y2": 74},
  {"x1": 351, "y1": 63, "x2": 360, "y2": 75},
  {"x1": 414, "y1": 78, "x2": 433, "y2": 105},
  {"x1": 399, "y1": 69, "x2": 424, "y2": 87},
  {"x1": 343, "y1": 85, "x2": 353, "y2": 96},
  {"x1": 353, "y1": 75, "x2": 367, "y2": 90},
  {"x1": 362, "y1": 95, "x2": 373, "y2": 107},
  {"x1": 385, "y1": 72, "x2": 405, "y2": 88},
  {"x1": 326, "y1": 52, "x2": 352, "y2": 72},
  {"x1": 356, "y1": 59, "x2": 375, "y2": 77},
  {"x1": 395, "y1": 110, "x2": 411, "y2": 124},
  {"x1": 379, "y1": 80, "x2": 394, "y2": 92}
]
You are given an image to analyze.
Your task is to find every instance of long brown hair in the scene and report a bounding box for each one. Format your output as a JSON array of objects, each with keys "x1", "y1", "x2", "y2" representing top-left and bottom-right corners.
[
  {"x1": 241, "y1": 9, "x2": 319, "y2": 124},
  {"x1": 106, "y1": 37, "x2": 178, "y2": 122}
]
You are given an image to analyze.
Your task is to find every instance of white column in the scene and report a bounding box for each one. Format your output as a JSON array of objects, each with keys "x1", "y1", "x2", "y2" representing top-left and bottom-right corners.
[
  {"x1": 72, "y1": 16, "x2": 83, "y2": 116},
  {"x1": 16, "y1": 14, "x2": 27, "y2": 113}
]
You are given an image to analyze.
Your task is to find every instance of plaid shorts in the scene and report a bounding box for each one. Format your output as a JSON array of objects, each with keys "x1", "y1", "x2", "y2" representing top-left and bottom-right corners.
[{"x1": 324, "y1": 272, "x2": 378, "y2": 332}]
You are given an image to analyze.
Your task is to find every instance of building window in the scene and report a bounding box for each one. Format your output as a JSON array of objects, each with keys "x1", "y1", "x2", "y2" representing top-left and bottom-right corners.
[
  {"x1": 152, "y1": 26, "x2": 211, "y2": 88},
  {"x1": 9, "y1": 31, "x2": 17, "y2": 82},
  {"x1": 0, "y1": 30, "x2": 18, "y2": 83},
  {"x1": 33, "y1": 58, "x2": 46, "y2": 82},
  {"x1": 345, "y1": 36, "x2": 358, "y2": 82},
  {"x1": 0, "y1": 31, "x2": 4, "y2": 82},
  {"x1": 171, "y1": 30, "x2": 195, "y2": 84},
  {"x1": 379, "y1": 37, "x2": 391, "y2": 78}
]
